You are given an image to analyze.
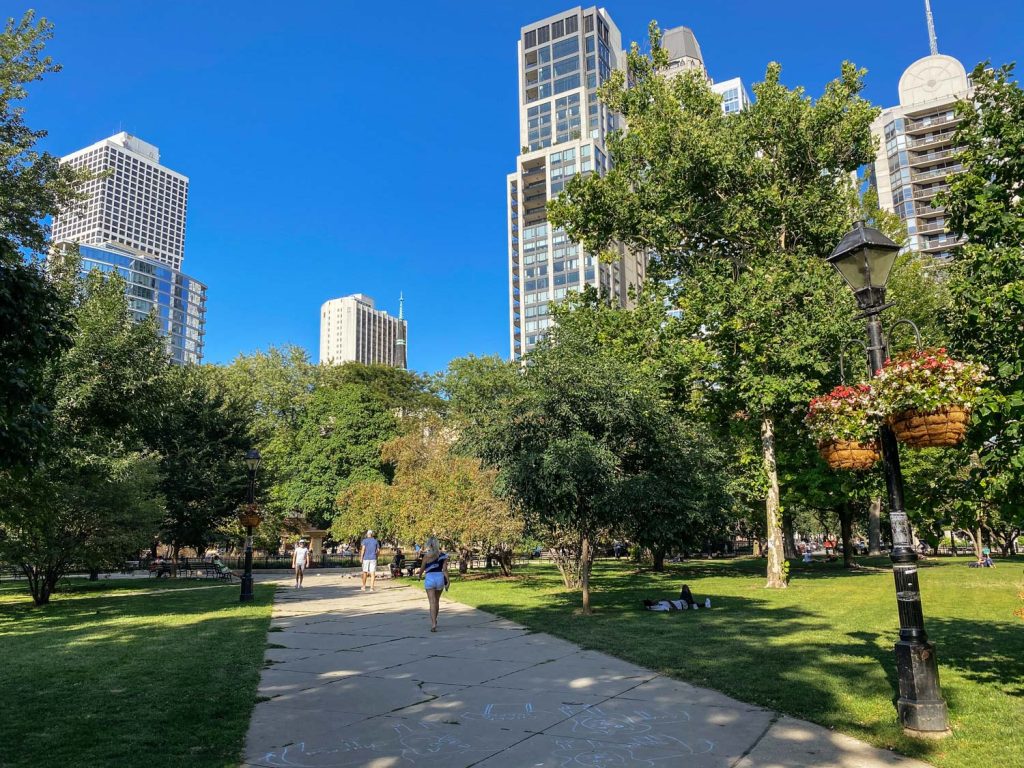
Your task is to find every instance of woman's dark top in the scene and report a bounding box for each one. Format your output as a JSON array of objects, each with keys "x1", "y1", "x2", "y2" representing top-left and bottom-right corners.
[{"x1": 423, "y1": 552, "x2": 448, "y2": 574}]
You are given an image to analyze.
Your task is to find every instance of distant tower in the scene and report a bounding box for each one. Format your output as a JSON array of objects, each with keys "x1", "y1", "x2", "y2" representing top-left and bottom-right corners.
[
  {"x1": 395, "y1": 292, "x2": 408, "y2": 370},
  {"x1": 319, "y1": 293, "x2": 408, "y2": 367},
  {"x1": 868, "y1": 0, "x2": 971, "y2": 262},
  {"x1": 924, "y1": 0, "x2": 939, "y2": 55}
]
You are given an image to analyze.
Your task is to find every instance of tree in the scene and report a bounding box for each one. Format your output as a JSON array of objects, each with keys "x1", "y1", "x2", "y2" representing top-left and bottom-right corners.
[
  {"x1": 278, "y1": 380, "x2": 398, "y2": 528},
  {"x1": 542, "y1": 288, "x2": 732, "y2": 571},
  {"x1": 550, "y1": 26, "x2": 877, "y2": 587},
  {"x1": 940, "y1": 62, "x2": 1024, "y2": 544},
  {"x1": 0, "y1": 13, "x2": 89, "y2": 468},
  {"x1": 0, "y1": 267, "x2": 168, "y2": 604},
  {"x1": 149, "y1": 365, "x2": 253, "y2": 558},
  {"x1": 334, "y1": 416, "x2": 525, "y2": 574}
]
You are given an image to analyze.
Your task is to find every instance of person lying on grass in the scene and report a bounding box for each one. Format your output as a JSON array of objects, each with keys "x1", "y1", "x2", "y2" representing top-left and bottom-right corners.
[{"x1": 643, "y1": 584, "x2": 711, "y2": 611}]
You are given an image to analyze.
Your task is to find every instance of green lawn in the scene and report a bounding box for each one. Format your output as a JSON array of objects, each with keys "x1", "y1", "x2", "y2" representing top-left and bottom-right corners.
[
  {"x1": 0, "y1": 577, "x2": 274, "y2": 768},
  {"x1": 448, "y1": 556, "x2": 1023, "y2": 768}
]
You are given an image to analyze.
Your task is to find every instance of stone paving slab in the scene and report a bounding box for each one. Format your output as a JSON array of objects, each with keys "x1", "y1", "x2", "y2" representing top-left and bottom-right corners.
[{"x1": 244, "y1": 575, "x2": 933, "y2": 768}]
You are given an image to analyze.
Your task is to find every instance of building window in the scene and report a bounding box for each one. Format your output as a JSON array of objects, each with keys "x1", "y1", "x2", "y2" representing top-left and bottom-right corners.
[
  {"x1": 537, "y1": 25, "x2": 549, "y2": 44},
  {"x1": 524, "y1": 29, "x2": 536, "y2": 48},
  {"x1": 566, "y1": 15, "x2": 578, "y2": 34},
  {"x1": 551, "y1": 20, "x2": 564, "y2": 39}
]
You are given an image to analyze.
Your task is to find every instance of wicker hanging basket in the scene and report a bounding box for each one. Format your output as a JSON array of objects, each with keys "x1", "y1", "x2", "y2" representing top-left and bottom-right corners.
[
  {"x1": 888, "y1": 405, "x2": 970, "y2": 448},
  {"x1": 237, "y1": 506, "x2": 263, "y2": 528},
  {"x1": 818, "y1": 440, "x2": 881, "y2": 470}
]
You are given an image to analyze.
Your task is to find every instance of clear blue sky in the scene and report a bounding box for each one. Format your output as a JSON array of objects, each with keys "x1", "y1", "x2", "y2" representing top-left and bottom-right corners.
[{"x1": 23, "y1": 1, "x2": 1022, "y2": 375}]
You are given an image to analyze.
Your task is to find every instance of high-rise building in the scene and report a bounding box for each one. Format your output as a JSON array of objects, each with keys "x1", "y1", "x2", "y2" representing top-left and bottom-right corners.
[
  {"x1": 53, "y1": 132, "x2": 189, "y2": 269},
  {"x1": 507, "y1": 7, "x2": 636, "y2": 361},
  {"x1": 320, "y1": 294, "x2": 408, "y2": 368},
  {"x1": 74, "y1": 243, "x2": 207, "y2": 365},
  {"x1": 869, "y1": 0, "x2": 970, "y2": 262},
  {"x1": 53, "y1": 132, "x2": 206, "y2": 362},
  {"x1": 506, "y1": 10, "x2": 751, "y2": 361}
]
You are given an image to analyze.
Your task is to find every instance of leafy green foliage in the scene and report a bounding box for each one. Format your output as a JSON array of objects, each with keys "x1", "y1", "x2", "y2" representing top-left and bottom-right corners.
[
  {"x1": 0, "y1": 14, "x2": 88, "y2": 468},
  {"x1": 0, "y1": 267, "x2": 169, "y2": 604},
  {"x1": 941, "y1": 63, "x2": 1024, "y2": 535},
  {"x1": 549, "y1": 26, "x2": 878, "y2": 585},
  {"x1": 148, "y1": 365, "x2": 253, "y2": 554}
]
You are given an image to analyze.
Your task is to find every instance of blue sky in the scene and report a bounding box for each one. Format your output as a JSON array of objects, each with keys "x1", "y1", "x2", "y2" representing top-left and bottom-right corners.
[{"x1": 23, "y1": 0, "x2": 1022, "y2": 375}]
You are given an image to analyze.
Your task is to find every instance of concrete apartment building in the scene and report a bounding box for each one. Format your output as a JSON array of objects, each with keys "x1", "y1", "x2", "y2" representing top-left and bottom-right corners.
[
  {"x1": 53, "y1": 132, "x2": 189, "y2": 269},
  {"x1": 53, "y1": 132, "x2": 206, "y2": 363},
  {"x1": 320, "y1": 294, "x2": 408, "y2": 368},
  {"x1": 506, "y1": 8, "x2": 751, "y2": 360},
  {"x1": 869, "y1": 1, "x2": 971, "y2": 262}
]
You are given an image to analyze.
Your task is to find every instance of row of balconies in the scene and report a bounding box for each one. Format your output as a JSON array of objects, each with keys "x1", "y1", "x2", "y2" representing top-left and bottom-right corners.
[
  {"x1": 907, "y1": 131, "x2": 957, "y2": 149},
  {"x1": 904, "y1": 112, "x2": 961, "y2": 134},
  {"x1": 908, "y1": 147, "x2": 958, "y2": 168}
]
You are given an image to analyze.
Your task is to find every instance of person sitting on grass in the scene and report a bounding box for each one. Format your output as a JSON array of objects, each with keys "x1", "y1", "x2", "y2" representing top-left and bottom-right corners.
[{"x1": 390, "y1": 547, "x2": 406, "y2": 577}]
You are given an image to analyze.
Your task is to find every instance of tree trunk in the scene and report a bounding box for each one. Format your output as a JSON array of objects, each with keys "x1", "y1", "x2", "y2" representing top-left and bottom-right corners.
[
  {"x1": 651, "y1": 547, "x2": 666, "y2": 572},
  {"x1": 172, "y1": 542, "x2": 181, "y2": 578},
  {"x1": 88, "y1": 569, "x2": 99, "y2": 581},
  {"x1": 868, "y1": 497, "x2": 882, "y2": 555},
  {"x1": 552, "y1": 545, "x2": 582, "y2": 589},
  {"x1": 458, "y1": 548, "x2": 469, "y2": 574},
  {"x1": 838, "y1": 503, "x2": 855, "y2": 569},
  {"x1": 950, "y1": 530, "x2": 958, "y2": 556},
  {"x1": 761, "y1": 418, "x2": 787, "y2": 588},
  {"x1": 580, "y1": 535, "x2": 593, "y2": 614},
  {"x1": 782, "y1": 513, "x2": 798, "y2": 560},
  {"x1": 972, "y1": 525, "x2": 983, "y2": 558}
]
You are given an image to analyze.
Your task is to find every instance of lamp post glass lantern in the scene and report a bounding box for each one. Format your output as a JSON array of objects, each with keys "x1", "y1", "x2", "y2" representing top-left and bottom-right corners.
[
  {"x1": 827, "y1": 221, "x2": 950, "y2": 736},
  {"x1": 239, "y1": 448, "x2": 262, "y2": 603}
]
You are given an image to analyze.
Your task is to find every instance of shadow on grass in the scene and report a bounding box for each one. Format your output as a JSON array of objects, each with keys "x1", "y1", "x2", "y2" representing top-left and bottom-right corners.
[
  {"x1": 457, "y1": 557, "x2": 1024, "y2": 766},
  {"x1": 0, "y1": 579, "x2": 274, "y2": 768}
]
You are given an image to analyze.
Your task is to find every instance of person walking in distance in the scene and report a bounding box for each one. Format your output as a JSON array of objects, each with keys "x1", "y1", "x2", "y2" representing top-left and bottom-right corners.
[
  {"x1": 291, "y1": 539, "x2": 310, "y2": 589},
  {"x1": 360, "y1": 530, "x2": 379, "y2": 592},
  {"x1": 417, "y1": 537, "x2": 449, "y2": 632}
]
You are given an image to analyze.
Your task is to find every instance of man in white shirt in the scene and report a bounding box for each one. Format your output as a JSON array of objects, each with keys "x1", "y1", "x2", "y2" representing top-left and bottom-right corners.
[{"x1": 292, "y1": 539, "x2": 310, "y2": 589}]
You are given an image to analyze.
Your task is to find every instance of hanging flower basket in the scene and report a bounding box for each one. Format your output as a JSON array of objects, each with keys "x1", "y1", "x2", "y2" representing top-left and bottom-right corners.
[
  {"x1": 818, "y1": 439, "x2": 881, "y2": 470},
  {"x1": 806, "y1": 384, "x2": 880, "y2": 470},
  {"x1": 237, "y1": 505, "x2": 262, "y2": 528},
  {"x1": 888, "y1": 405, "x2": 970, "y2": 448},
  {"x1": 872, "y1": 348, "x2": 986, "y2": 449}
]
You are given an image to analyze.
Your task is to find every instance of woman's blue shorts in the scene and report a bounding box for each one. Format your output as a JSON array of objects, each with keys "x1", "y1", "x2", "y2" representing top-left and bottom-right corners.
[{"x1": 423, "y1": 572, "x2": 445, "y2": 591}]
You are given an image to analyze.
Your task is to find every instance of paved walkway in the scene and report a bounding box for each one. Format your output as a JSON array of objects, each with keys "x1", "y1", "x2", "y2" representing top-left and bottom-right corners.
[{"x1": 243, "y1": 573, "x2": 931, "y2": 768}]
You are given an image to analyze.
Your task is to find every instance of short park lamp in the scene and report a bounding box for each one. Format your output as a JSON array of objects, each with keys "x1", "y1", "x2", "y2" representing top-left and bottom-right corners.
[
  {"x1": 826, "y1": 221, "x2": 950, "y2": 737},
  {"x1": 239, "y1": 448, "x2": 262, "y2": 603}
]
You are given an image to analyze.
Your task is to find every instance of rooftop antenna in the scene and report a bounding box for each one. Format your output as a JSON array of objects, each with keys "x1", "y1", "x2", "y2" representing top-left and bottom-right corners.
[
  {"x1": 925, "y1": 0, "x2": 939, "y2": 55},
  {"x1": 395, "y1": 291, "x2": 407, "y2": 370}
]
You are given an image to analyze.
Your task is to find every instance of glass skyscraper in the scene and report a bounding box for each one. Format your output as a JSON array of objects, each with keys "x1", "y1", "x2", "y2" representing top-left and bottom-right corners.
[
  {"x1": 53, "y1": 132, "x2": 207, "y2": 363},
  {"x1": 506, "y1": 9, "x2": 751, "y2": 361},
  {"x1": 77, "y1": 243, "x2": 207, "y2": 365},
  {"x1": 507, "y1": 7, "x2": 643, "y2": 361}
]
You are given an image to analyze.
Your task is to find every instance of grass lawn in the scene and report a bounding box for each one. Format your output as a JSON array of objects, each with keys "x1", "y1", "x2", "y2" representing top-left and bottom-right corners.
[
  {"x1": 0, "y1": 577, "x2": 274, "y2": 768},
  {"x1": 448, "y1": 556, "x2": 1023, "y2": 768}
]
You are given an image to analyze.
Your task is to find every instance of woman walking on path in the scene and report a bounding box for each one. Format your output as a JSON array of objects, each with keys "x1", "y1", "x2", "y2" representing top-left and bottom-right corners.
[{"x1": 417, "y1": 537, "x2": 449, "y2": 632}]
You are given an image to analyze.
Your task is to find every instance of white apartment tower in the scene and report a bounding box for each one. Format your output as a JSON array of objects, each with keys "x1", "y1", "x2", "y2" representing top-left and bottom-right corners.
[
  {"x1": 869, "y1": 0, "x2": 970, "y2": 261},
  {"x1": 506, "y1": 10, "x2": 750, "y2": 360},
  {"x1": 52, "y1": 132, "x2": 188, "y2": 269},
  {"x1": 320, "y1": 294, "x2": 408, "y2": 368}
]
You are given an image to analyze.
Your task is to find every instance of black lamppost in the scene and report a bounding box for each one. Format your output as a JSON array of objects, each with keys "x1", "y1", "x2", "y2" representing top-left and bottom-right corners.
[
  {"x1": 827, "y1": 221, "x2": 950, "y2": 737},
  {"x1": 239, "y1": 448, "x2": 262, "y2": 603}
]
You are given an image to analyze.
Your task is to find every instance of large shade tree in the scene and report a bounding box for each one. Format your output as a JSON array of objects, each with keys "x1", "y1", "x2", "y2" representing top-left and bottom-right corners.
[
  {"x1": 0, "y1": 265, "x2": 168, "y2": 604},
  {"x1": 0, "y1": 13, "x2": 88, "y2": 468},
  {"x1": 550, "y1": 26, "x2": 878, "y2": 587},
  {"x1": 940, "y1": 62, "x2": 1024, "y2": 549}
]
